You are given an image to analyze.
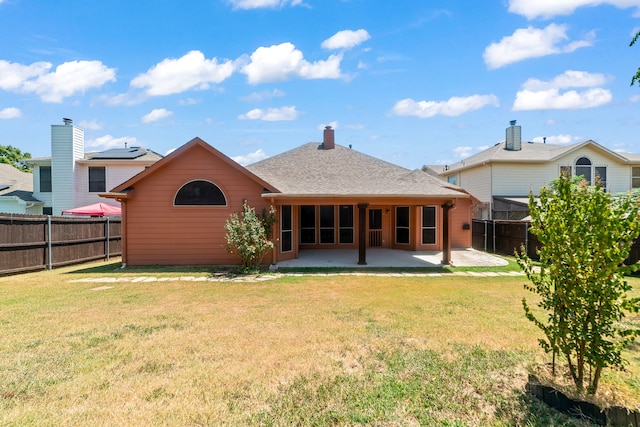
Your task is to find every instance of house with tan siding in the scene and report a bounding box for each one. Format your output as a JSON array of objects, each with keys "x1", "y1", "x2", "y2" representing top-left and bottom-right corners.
[
  {"x1": 429, "y1": 121, "x2": 640, "y2": 220},
  {"x1": 102, "y1": 127, "x2": 474, "y2": 267}
]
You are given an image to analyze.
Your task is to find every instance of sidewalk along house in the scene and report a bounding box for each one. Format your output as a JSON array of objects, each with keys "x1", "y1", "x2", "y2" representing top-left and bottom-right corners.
[
  {"x1": 426, "y1": 121, "x2": 640, "y2": 220},
  {"x1": 0, "y1": 163, "x2": 43, "y2": 214},
  {"x1": 25, "y1": 118, "x2": 162, "y2": 215},
  {"x1": 101, "y1": 127, "x2": 475, "y2": 267}
]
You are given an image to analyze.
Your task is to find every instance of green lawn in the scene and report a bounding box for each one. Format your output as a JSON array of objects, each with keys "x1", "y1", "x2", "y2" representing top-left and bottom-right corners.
[{"x1": 1, "y1": 260, "x2": 638, "y2": 426}]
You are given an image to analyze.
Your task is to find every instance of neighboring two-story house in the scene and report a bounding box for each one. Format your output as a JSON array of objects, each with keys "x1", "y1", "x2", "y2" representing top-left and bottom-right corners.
[
  {"x1": 25, "y1": 119, "x2": 162, "y2": 216},
  {"x1": 428, "y1": 121, "x2": 640, "y2": 220}
]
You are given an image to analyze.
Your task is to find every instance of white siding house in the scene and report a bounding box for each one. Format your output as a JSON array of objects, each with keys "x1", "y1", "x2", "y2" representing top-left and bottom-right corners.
[
  {"x1": 26, "y1": 119, "x2": 162, "y2": 216},
  {"x1": 429, "y1": 122, "x2": 640, "y2": 219}
]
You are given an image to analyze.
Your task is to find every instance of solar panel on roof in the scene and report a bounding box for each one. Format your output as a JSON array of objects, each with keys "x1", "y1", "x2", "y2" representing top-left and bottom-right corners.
[{"x1": 90, "y1": 148, "x2": 146, "y2": 159}]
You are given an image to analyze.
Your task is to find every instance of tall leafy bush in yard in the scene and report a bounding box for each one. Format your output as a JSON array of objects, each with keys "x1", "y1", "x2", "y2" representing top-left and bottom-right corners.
[
  {"x1": 517, "y1": 175, "x2": 640, "y2": 394},
  {"x1": 225, "y1": 202, "x2": 277, "y2": 270}
]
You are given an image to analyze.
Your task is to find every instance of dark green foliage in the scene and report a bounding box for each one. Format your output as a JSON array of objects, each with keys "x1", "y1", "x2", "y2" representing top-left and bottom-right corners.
[
  {"x1": 0, "y1": 145, "x2": 32, "y2": 172},
  {"x1": 631, "y1": 31, "x2": 640, "y2": 87},
  {"x1": 517, "y1": 175, "x2": 640, "y2": 394},
  {"x1": 224, "y1": 202, "x2": 277, "y2": 271}
]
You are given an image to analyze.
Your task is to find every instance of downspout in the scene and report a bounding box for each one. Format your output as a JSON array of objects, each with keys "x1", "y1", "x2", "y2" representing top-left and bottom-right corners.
[{"x1": 120, "y1": 199, "x2": 127, "y2": 268}]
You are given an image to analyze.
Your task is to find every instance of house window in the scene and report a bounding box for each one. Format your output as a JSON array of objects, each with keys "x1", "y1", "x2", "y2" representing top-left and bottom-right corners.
[
  {"x1": 319, "y1": 205, "x2": 335, "y2": 244},
  {"x1": 281, "y1": 205, "x2": 292, "y2": 252},
  {"x1": 595, "y1": 166, "x2": 607, "y2": 189},
  {"x1": 339, "y1": 205, "x2": 354, "y2": 244},
  {"x1": 422, "y1": 206, "x2": 437, "y2": 245},
  {"x1": 396, "y1": 206, "x2": 410, "y2": 244},
  {"x1": 633, "y1": 167, "x2": 640, "y2": 189},
  {"x1": 300, "y1": 205, "x2": 316, "y2": 244},
  {"x1": 39, "y1": 166, "x2": 52, "y2": 192},
  {"x1": 43, "y1": 207, "x2": 53, "y2": 215},
  {"x1": 560, "y1": 165, "x2": 571, "y2": 178},
  {"x1": 572, "y1": 157, "x2": 606, "y2": 189},
  {"x1": 174, "y1": 180, "x2": 226, "y2": 205},
  {"x1": 88, "y1": 167, "x2": 106, "y2": 192},
  {"x1": 575, "y1": 157, "x2": 592, "y2": 184},
  {"x1": 447, "y1": 175, "x2": 457, "y2": 185}
]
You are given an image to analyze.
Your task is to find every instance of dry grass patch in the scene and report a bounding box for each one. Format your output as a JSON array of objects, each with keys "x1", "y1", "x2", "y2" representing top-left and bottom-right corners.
[{"x1": 1, "y1": 261, "x2": 638, "y2": 425}]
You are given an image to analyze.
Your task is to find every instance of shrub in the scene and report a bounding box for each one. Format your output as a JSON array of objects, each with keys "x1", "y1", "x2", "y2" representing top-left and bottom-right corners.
[{"x1": 225, "y1": 202, "x2": 277, "y2": 271}]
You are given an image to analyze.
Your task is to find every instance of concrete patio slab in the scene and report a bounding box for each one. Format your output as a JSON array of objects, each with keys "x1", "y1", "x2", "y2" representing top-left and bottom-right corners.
[{"x1": 275, "y1": 248, "x2": 508, "y2": 268}]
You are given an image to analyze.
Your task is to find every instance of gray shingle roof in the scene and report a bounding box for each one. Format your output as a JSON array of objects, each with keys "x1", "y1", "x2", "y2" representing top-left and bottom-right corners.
[
  {"x1": 432, "y1": 139, "x2": 638, "y2": 174},
  {"x1": 0, "y1": 163, "x2": 38, "y2": 202},
  {"x1": 246, "y1": 143, "x2": 468, "y2": 198}
]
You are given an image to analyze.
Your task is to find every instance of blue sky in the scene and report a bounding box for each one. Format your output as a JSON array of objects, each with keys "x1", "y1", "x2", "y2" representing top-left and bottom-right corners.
[{"x1": 1, "y1": 0, "x2": 639, "y2": 169}]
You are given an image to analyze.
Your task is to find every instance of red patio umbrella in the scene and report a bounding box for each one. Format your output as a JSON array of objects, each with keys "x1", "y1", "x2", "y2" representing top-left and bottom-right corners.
[{"x1": 62, "y1": 202, "x2": 121, "y2": 217}]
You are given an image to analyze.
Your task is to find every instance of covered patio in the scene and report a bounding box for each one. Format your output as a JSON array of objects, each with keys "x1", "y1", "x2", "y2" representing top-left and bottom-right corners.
[{"x1": 275, "y1": 248, "x2": 508, "y2": 268}]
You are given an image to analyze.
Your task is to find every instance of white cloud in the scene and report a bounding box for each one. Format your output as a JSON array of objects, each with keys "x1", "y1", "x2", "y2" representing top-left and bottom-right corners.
[
  {"x1": 630, "y1": 94, "x2": 640, "y2": 103},
  {"x1": 85, "y1": 135, "x2": 141, "y2": 149},
  {"x1": 0, "y1": 60, "x2": 51, "y2": 90},
  {"x1": 390, "y1": 94, "x2": 499, "y2": 118},
  {"x1": 0, "y1": 59, "x2": 115, "y2": 103},
  {"x1": 241, "y1": 89, "x2": 285, "y2": 102},
  {"x1": 241, "y1": 42, "x2": 342, "y2": 84},
  {"x1": 513, "y1": 70, "x2": 612, "y2": 110},
  {"x1": 321, "y1": 29, "x2": 371, "y2": 50},
  {"x1": 179, "y1": 97, "x2": 201, "y2": 105},
  {"x1": 453, "y1": 146, "x2": 473, "y2": 158},
  {"x1": 522, "y1": 70, "x2": 608, "y2": 90},
  {"x1": 531, "y1": 134, "x2": 580, "y2": 144},
  {"x1": 231, "y1": 149, "x2": 268, "y2": 165},
  {"x1": 483, "y1": 24, "x2": 593, "y2": 69},
  {"x1": 227, "y1": 0, "x2": 302, "y2": 10},
  {"x1": 0, "y1": 107, "x2": 21, "y2": 119},
  {"x1": 78, "y1": 119, "x2": 103, "y2": 130},
  {"x1": 131, "y1": 50, "x2": 237, "y2": 96},
  {"x1": 317, "y1": 121, "x2": 338, "y2": 130},
  {"x1": 508, "y1": 0, "x2": 640, "y2": 19},
  {"x1": 238, "y1": 106, "x2": 299, "y2": 121},
  {"x1": 142, "y1": 108, "x2": 173, "y2": 123},
  {"x1": 513, "y1": 88, "x2": 612, "y2": 110}
]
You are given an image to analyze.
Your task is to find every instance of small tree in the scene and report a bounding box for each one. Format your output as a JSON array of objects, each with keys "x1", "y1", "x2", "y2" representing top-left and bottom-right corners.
[
  {"x1": 631, "y1": 30, "x2": 640, "y2": 87},
  {"x1": 0, "y1": 145, "x2": 32, "y2": 172},
  {"x1": 517, "y1": 175, "x2": 640, "y2": 394},
  {"x1": 225, "y1": 202, "x2": 277, "y2": 271}
]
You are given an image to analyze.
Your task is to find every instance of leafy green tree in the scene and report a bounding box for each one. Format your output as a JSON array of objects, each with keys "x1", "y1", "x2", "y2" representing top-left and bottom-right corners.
[
  {"x1": 0, "y1": 145, "x2": 32, "y2": 172},
  {"x1": 225, "y1": 202, "x2": 277, "y2": 271},
  {"x1": 631, "y1": 30, "x2": 640, "y2": 87},
  {"x1": 517, "y1": 175, "x2": 640, "y2": 394}
]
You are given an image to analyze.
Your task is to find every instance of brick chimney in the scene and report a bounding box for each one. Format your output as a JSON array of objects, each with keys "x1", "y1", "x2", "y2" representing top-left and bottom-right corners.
[{"x1": 323, "y1": 126, "x2": 335, "y2": 149}]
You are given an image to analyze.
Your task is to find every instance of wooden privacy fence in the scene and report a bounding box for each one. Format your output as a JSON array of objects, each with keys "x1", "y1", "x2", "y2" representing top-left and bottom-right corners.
[
  {"x1": 0, "y1": 214, "x2": 121, "y2": 275},
  {"x1": 472, "y1": 219, "x2": 640, "y2": 265}
]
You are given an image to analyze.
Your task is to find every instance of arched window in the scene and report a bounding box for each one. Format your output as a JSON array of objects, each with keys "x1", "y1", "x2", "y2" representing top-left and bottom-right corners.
[
  {"x1": 174, "y1": 180, "x2": 227, "y2": 206},
  {"x1": 575, "y1": 157, "x2": 592, "y2": 185}
]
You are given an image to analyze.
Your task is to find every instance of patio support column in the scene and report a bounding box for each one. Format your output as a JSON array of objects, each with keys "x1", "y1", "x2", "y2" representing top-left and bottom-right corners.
[
  {"x1": 441, "y1": 201, "x2": 454, "y2": 265},
  {"x1": 357, "y1": 203, "x2": 369, "y2": 265}
]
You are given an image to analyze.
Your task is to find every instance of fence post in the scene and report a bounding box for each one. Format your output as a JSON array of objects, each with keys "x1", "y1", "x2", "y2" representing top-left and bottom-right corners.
[
  {"x1": 484, "y1": 220, "x2": 487, "y2": 252},
  {"x1": 492, "y1": 220, "x2": 496, "y2": 253},
  {"x1": 525, "y1": 221, "x2": 529, "y2": 258},
  {"x1": 105, "y1": 217, "x2": 110, "y2": 261},
  {"x1": 47, "y1": 215, "x2": 52, "y2": 270}
]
